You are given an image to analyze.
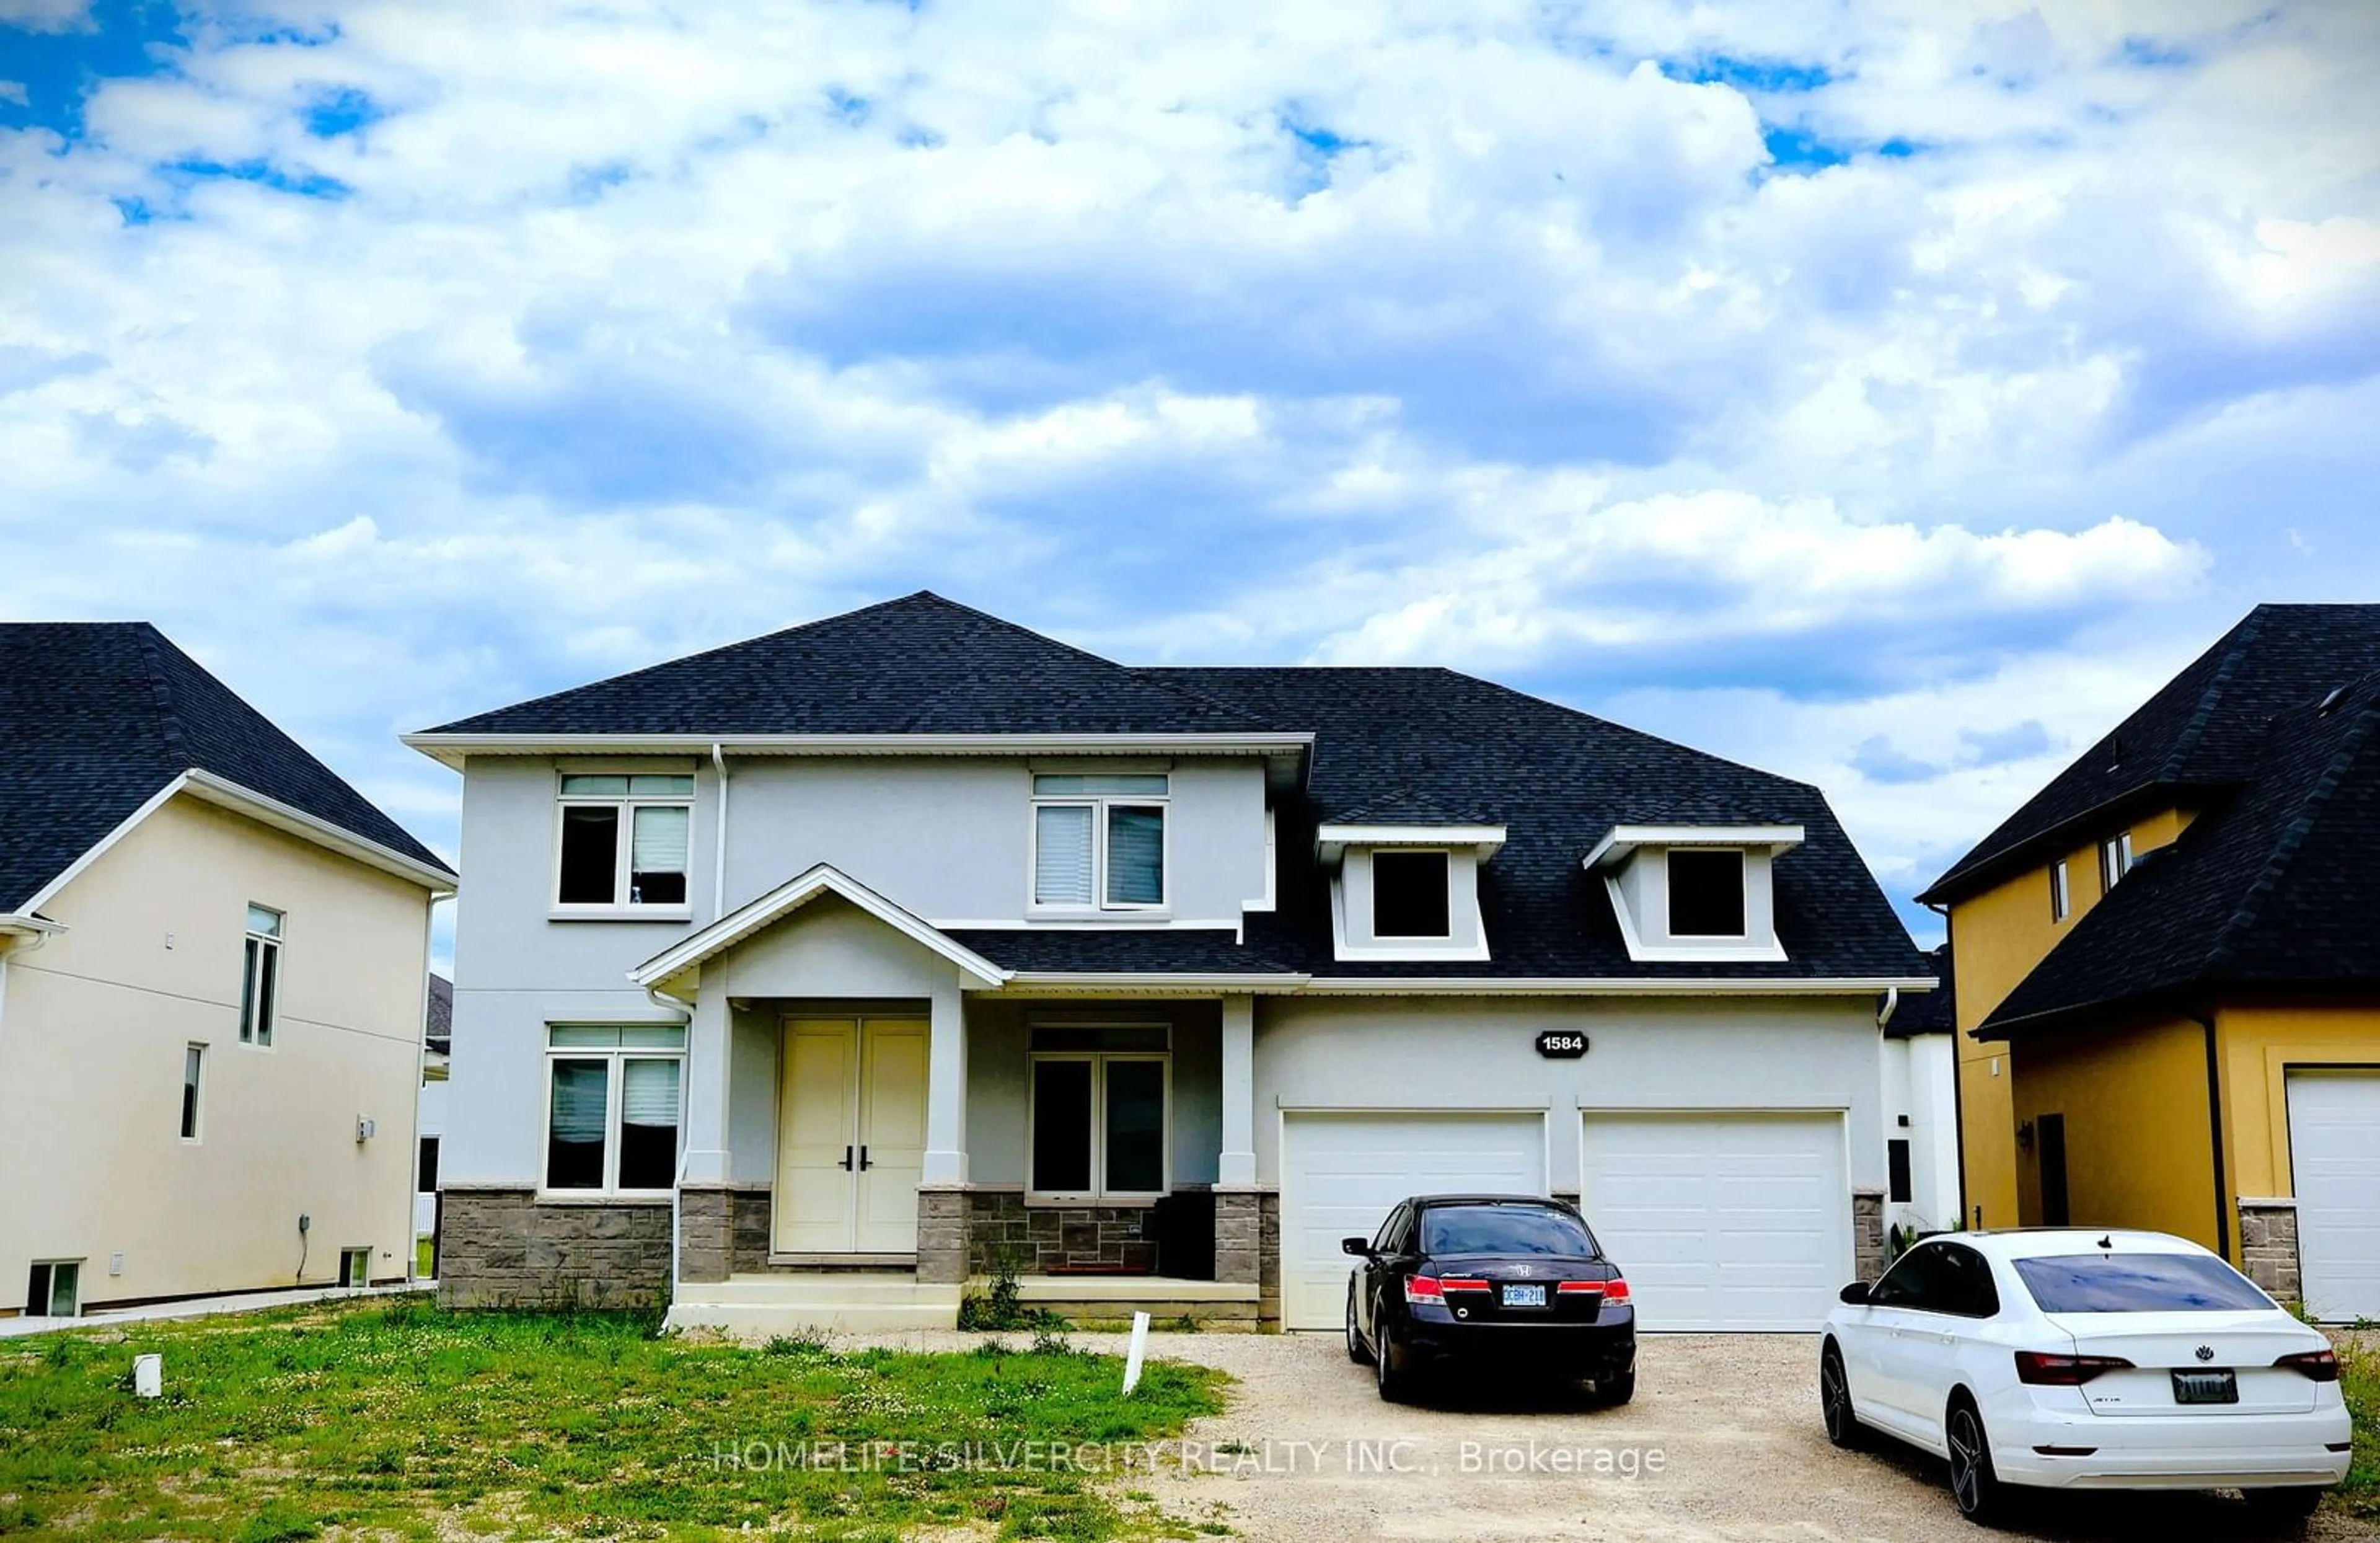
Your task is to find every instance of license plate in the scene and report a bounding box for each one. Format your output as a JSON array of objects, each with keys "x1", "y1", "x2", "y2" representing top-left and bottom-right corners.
[
  {"x1": 1501, "y1": 1284, "x2": 1547, "y2": 1309},
  {"x1": 2172, "y1": 1369, "x2": 2238, "y2": 1405}
]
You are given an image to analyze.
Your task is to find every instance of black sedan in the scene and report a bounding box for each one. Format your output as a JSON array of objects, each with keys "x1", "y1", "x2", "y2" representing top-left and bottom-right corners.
[{"x1": 1342, "y1": 1194, "x2": 1636, "y2": 1404}]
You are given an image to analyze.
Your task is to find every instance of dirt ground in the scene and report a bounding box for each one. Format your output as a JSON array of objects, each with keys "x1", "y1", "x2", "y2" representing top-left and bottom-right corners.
[{"x1": 850, "y1": 1328, "x2": 2377, "y2": 1542}]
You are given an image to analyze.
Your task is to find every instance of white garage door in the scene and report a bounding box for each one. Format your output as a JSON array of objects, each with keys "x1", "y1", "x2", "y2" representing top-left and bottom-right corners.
[
  {"x1": 1279, "y1": 1112, "x2": 1546, "y2": 1330},
  {"x1": 1579, "y1": 1112, "x2": 1849, "y2": 1332},
  {"x1": 2287, "y1": 1071, "x2": 2380, "y2": 1322}
]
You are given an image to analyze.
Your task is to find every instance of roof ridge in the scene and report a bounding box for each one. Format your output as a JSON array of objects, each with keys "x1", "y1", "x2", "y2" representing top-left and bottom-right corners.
[
  {"x1": 2202, "y1": 694, "x2": 2380, "y2": 976},
  {"x1": 128, "y1": 621, "x2": 189, "y2": 765},
  {"x1": 2158, "y1": 605, "x2": 2263, "y2": 781}
]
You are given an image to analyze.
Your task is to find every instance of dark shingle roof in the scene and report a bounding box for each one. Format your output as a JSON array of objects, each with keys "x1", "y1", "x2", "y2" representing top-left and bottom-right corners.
[
  {"x1": 422, "y1": 592, "x2": 1264, "y2": 736},
  {"x1": 1923, "y1": 604, "x2": 2380, "y2": 903},
  {"x1": 427, "y1": 973, "x2": 454, "y2": 1054},
  {"x1": 943, "y1": 929, "x2": 1303, "y2": 976},
  {"x1": 1889, "y1": 944, "x2": 1955, "y2": 1038},
  {"x1": 1149, "y1": 665, "x2": 1923, "y2": 981},
  {"x1": 1985, "y1": 668, "x2": 2380, "y2": 1035},
  {"x1": 0, "y1": 623, "x2": 452, "y2": 914}
]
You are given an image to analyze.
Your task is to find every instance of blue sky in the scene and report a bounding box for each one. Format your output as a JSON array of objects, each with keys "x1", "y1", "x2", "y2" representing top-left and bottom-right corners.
[{"x1": 4, "y1": 1, "x2": 2378, "y2": 968}]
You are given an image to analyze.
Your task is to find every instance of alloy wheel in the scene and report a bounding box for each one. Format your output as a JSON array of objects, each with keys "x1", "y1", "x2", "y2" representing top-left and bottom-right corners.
[
  {"x1": 1947, "y1": 1407, "x2": 1984, "y2": 1515},
  {"x1": 1820, "y1": 1350, "x2": 1853, "y2": 1446}
]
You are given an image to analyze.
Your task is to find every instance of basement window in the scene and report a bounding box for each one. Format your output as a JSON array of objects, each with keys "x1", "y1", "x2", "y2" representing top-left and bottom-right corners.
[
  {"x1": 25, "y1": 1261, "x2": 78, "y2": 1318},
  {"x1": 1667, "y1": 849, "x2": 1747, "y2": 937},
  {"x1": 1372, "y1": 850, "x2": 1452, "y2": 939}
]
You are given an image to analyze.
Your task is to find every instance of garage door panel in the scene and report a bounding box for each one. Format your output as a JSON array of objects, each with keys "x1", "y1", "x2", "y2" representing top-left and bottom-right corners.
[
  {"x1": 2287, "y1": 1072, "x2": 2380, "y2": 1323},
  {"x1": 1581, "y1": 1113, "x2": 1848, "y2": 1332},
  {"x1": 1279, "y1": 1113, "x2": 1545, "y2": 1331}
]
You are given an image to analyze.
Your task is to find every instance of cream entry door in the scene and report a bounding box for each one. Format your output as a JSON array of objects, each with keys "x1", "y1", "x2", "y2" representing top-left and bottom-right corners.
[{"x1": 775, "y1": 1018, "x2": 928, "y2": 1255}]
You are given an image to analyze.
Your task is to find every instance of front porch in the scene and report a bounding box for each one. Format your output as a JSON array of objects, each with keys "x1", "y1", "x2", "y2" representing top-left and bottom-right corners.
[{"x1": 641, "y1": 868, "x2": 1267, "y2": 1335}]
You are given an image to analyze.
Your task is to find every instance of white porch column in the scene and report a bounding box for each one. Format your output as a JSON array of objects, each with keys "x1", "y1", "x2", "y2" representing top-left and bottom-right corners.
[
  {"x1": 679, "y1": 986, "x2": 732, "y2": 1186},
  {"x1": 921, "y1": 973, "x2": 968, "y2": 1185},
  {"x1": 1219, "y1": 993, "x2": 1256, "y2": 1187}
]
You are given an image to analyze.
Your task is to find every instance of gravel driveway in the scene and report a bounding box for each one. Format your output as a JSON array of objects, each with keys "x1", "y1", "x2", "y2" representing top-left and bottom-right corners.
[{"x1": 856, "y1": 1329, "x2": 2374, "y2": 1542}]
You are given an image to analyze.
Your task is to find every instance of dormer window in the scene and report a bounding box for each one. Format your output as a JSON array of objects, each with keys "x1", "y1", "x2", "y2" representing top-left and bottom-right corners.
[
  {"x1": 1585, "y1": 825, "x2": 1801, "y2": 963},
  {"x1": 1667, "y1": 849, "x2": 1746, "y2": 937},
  {"x1": 1372, "y1": 851, "x2": 1452, "y2": 938},
  {"x1": 1316, "y1": 819, "x2": 1502, "y2": 962}
]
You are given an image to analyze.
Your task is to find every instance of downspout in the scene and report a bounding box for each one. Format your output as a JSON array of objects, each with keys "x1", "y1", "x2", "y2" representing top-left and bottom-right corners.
[
  {"x1": 1875, "y1": 986, "x2": 1900, "y2": 1030},
  {"x1": 711, "y1": 743, "x2": 730, "y2": 922},
  {"x1": 2191, "y1": 1007, "x2": 2232, "y2": 1261},
  {"x1": 653, "y1": 964, "x2": 697, "y2": 1307},
  {"x1": 407, "y1": 900, "x2": 433, "y2": 1286}
]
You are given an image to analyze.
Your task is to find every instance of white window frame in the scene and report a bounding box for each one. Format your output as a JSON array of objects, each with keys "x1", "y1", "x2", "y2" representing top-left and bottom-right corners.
[
  {"x1": 1026, "y1": 1050, "x2": 1171, "y2": 1202},
  {"x1": 551, "y1": 772, "x2": 695, "y2": 917},
  {"x1": 181, "y1": 1042, "x2": 206, "y2": 1143},
  {"x1": 540, "y1": 1032, "x2": 687, "y2": 1198},
  {"x1": 2050, "y1": 859, "x2": 2072, "y2": 922},
  {"x1": 27, "y1": 1260, "x2": 80, "y2": 1318},
  {"x1": 1369, "y1": 847, "x2": 1454, "y2": 940},
  {"x1": 2100, "y1": 831, "x2": 2133, "y2": 893},
  {"x1": 1666, "y1": 847, "x2": 1750, "y2": 940},
  {"x1": 240, "y1": 904, "x2": 282, "y2": 1048},
  {"x1": 1028, "y1": 778, "x2": 1171, "y2": 914}
]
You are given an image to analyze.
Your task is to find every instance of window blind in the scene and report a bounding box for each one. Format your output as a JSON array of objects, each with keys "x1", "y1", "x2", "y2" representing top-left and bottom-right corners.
[
  {"x1": 1106, "y1": 807, "x2": 1164, "y2": 905},
  {"x1": 622, "y1": 1058, "x2": 681, "y2": 1128},
  {"x1": 631, "y1": 805, "x2": 690, "y2": 873},
  {"x1": 550, "y1": 1061, "x2": 609, "y2": 1142},
  {"x1": 1036, "y1": 805, "x2": 1095, "y2": 904}
]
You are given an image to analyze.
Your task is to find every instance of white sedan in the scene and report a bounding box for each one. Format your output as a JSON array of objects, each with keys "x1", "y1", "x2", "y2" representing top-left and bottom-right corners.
[{"x1": 1820, "y1": 1229, "x2": 2352, "y2": 1528}]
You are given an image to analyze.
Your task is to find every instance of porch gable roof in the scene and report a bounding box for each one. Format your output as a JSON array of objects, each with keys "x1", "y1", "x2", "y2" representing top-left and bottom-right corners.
[{"x1": 628, "y1": 862, "x2": 1010, "y2": 992}]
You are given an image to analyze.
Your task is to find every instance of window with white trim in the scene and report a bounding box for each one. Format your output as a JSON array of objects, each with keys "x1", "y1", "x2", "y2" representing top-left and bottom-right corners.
[
  {"x1": 544, "y1": 1025, "x2": 685, "y2": 1193},
  {"x1": 2050, "y1": 859, "x2": 2072, "y2": 921},
  {"x1": 180, "y1": 1043, "x2": 205, "y2": 1141},
  {"x1": 25, "y1": 1261, "x2": 78, "y2": 1318},
  {"x1": 1028, "y1": 1024, "x2": 1169, "y2": 1198},
  {"x1": 555, "y1": 774, "x2": 693, "y2": 909},
  {"x1": 2099, "y1": 832, "x2": 2133, "y2": 893},
  {"x1": 1667, "y1": 849, "x2": 1747, "y2": 937},
  {"x1": 1030, "y1": 774, "x2": 1168, "y2": 910},
  {"x1": 1372, "y1": 849, "x2": 1451, "y2": 938},
  {"x1": 240, "y1": 904, "x2": 281, "y2": 1046}
]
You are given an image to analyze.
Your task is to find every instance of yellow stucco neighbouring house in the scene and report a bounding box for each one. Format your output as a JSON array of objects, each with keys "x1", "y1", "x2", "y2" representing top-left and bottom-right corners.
[
  {"x1": 0, "y1": 624, "x2": 456, "y2": 1318},
  {"x1": 1919, "y1": 604, "x2": 2380, "y2": 1321}
]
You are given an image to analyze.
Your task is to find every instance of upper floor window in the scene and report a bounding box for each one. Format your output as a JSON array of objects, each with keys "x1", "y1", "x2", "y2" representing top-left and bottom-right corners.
[
  {"x1": 240, "y1": 904, "x2": 281, "y2": 1046},
  {"x1": 2050, "y1": 859, "x2": 2072, "y2": 921},
  {"x1": 1667, "y1": 849, "x2": 1747, "y2": 937},
  {"x1": 2099, "y1": 832, "x2": 2133, "y2": 893},
  {"x1": 1372, "y1": 849, "x2": 1452, "y2": 938},
  {"x1": 180, "y1": 1043, "x2": 206, "y2": 1141},
  {"x1": 1031, "y1": 774, "x2": 1167, "y2": 911},
  {"x1": 556, "y1": 774, "x2": 692, "y2": 909}
]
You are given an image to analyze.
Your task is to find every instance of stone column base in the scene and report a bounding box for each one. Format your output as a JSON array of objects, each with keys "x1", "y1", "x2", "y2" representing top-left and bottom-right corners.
[
  {"x1": 917, "y1": 1188, "x2": 969, "y2": 1284},
  {"x1": 679, "y1": 1186, "x2": 730, "y2": 1284},
  {"x1": 1257, "y1": 1191, "x2": 1282, "y2": 1332},
  {"x1": 1215, "y1": 1189, "x2": 1261, "y2": 1286},
  {"x1": 2239, "y1": 1200, "x2": 2303, "y2": 1303},
  {"x1": 1852, "y1": 1190, "x2": 1887, "y2": 1284}
]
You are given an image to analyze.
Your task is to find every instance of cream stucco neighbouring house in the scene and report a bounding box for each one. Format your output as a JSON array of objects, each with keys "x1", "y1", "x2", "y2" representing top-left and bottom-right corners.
[{"x1": 0, "y1": 623, "x2": 456, "y2": 1319}]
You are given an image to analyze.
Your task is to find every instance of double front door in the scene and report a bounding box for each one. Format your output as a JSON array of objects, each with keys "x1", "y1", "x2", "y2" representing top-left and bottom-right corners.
[{"x1": 775, "y1": 1017, "x2": 927, "y2": 1255}]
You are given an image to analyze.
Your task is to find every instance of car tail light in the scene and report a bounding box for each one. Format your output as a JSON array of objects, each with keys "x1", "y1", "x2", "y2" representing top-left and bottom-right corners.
[
  {"x1": 1404, "y1": 1276, "x2": 1443, "y2": 1304},
  {"x1": 2276, "y1": 1350, "x2": 2340, "y2": 1382},
  {"x1": 1439, "y1": 1278, "x2": 1491, "y2": 1293},
  {"x1": 1556, "y1": 1281, "x2": 1603, "y2": 1296},
  {"x1": 1601, "y1": 1276, "x2": 1631, "y2": 1305},
  {"x1": 2014, "y1": 1351, "x2": 2134, "y2": 1386}
]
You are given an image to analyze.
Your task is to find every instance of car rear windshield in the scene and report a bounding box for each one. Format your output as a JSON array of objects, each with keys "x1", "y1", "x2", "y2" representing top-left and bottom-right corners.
[
  {"x1": 1419, "y1": 1206, "x2": 1595, "y2": 1257},
  {"x1": 2013, "y1": 1252, "x2": 2273, "y2": 1314}
]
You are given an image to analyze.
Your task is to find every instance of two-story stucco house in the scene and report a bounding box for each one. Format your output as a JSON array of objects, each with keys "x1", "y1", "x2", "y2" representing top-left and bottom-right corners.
[
  {"x1": 411, "y1": 594, "x2": 1933, "y2": 1333},
  {"x1": 0, "y1": 624, "x2": 456, "y2": 1319}
]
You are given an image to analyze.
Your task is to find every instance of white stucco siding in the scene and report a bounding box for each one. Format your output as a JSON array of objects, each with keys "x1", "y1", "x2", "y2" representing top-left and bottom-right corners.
[
  {"x1": 1253, "y1": 995, "x2": 1889, "y2": 1194},
  {"x1": 0, "y1": 795, "x2": 431, "y2": 1310}
]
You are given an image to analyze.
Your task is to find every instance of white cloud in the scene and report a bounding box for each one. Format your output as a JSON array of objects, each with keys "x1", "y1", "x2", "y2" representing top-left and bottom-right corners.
[
  {"x1": 0, "y1": 0, "x2": 90, "y2": 32},
  {"x1": 1, "y1": 0, "x2": 2376, "y2": 937}
]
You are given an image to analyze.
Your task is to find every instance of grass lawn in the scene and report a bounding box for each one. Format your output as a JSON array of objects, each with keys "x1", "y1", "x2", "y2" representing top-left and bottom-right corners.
[
  {"x1": 0, "y1": 1299, "x2": 1225, "y2": 1542},
  {"x1": 2338, "y1": 1328, "x2": 2379, "y2": 1521}
]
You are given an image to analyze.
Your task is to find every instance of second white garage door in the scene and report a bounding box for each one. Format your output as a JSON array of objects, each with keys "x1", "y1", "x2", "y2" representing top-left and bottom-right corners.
[
  {"x1": 1579, "y1": 1112, "x2": 1849, "y2": 1332},
  {"x1": 1279, "y1": 1112, "x2": 1546, "y2": 1330},
  {"x1": 2287, "y1": 1071, "x2": 2380, "y2": 1323}
]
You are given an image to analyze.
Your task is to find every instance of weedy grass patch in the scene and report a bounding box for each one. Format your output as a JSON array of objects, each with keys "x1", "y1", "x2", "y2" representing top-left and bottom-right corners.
[
  {"x1": 0, "y1": 1299, "x2": 1223, "y2": 1541},
  {"x1": 2337, "y1": 1327, "x2": 2378, "y2": 1518}
]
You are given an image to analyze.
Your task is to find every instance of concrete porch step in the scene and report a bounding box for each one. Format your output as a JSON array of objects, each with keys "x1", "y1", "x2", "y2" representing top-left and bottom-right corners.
[{"x1": 666, "y1": 1273, "x2": 962, "y2": 1335}]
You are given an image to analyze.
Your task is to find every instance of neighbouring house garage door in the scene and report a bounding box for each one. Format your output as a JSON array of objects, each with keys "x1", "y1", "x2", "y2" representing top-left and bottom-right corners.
[
  {"x1": 1279, "y1": 1112, "x2": 1546, "y2": 1331},
  {"x1": 2286, "y1": 1071, "x2": 2380, "y2": 1322},
  {"x1": 1579, "y1": 1112, "x2": 1849, "y2": 1332}
]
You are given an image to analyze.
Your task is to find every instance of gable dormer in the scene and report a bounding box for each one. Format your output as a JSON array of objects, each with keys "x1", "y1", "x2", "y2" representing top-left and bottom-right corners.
[
  {"x1": 1584, "y1": 825, "x2": 1803, "y2": 963},
  {"x1": 1316, "y1": 801, "x2": 1504, "y2": 962}
]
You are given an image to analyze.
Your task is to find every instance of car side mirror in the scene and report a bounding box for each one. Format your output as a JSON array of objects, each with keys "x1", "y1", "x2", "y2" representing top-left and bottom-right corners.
[
  {"x1": 1341, "y1": 1237, "x2": 1373, "y2": 1257},
  {"x1": 1838, "y1": 1281, "x2": 1871, "y2": 1305}
]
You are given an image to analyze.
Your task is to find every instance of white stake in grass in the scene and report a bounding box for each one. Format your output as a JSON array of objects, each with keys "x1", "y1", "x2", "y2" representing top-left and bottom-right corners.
[
  {"x1": 133, "y1": 1354, "x2": 162, "y2": 1399},
  {"x1": 1122, "y1": 1311, "x2": 1150, "y2": 1397}
]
